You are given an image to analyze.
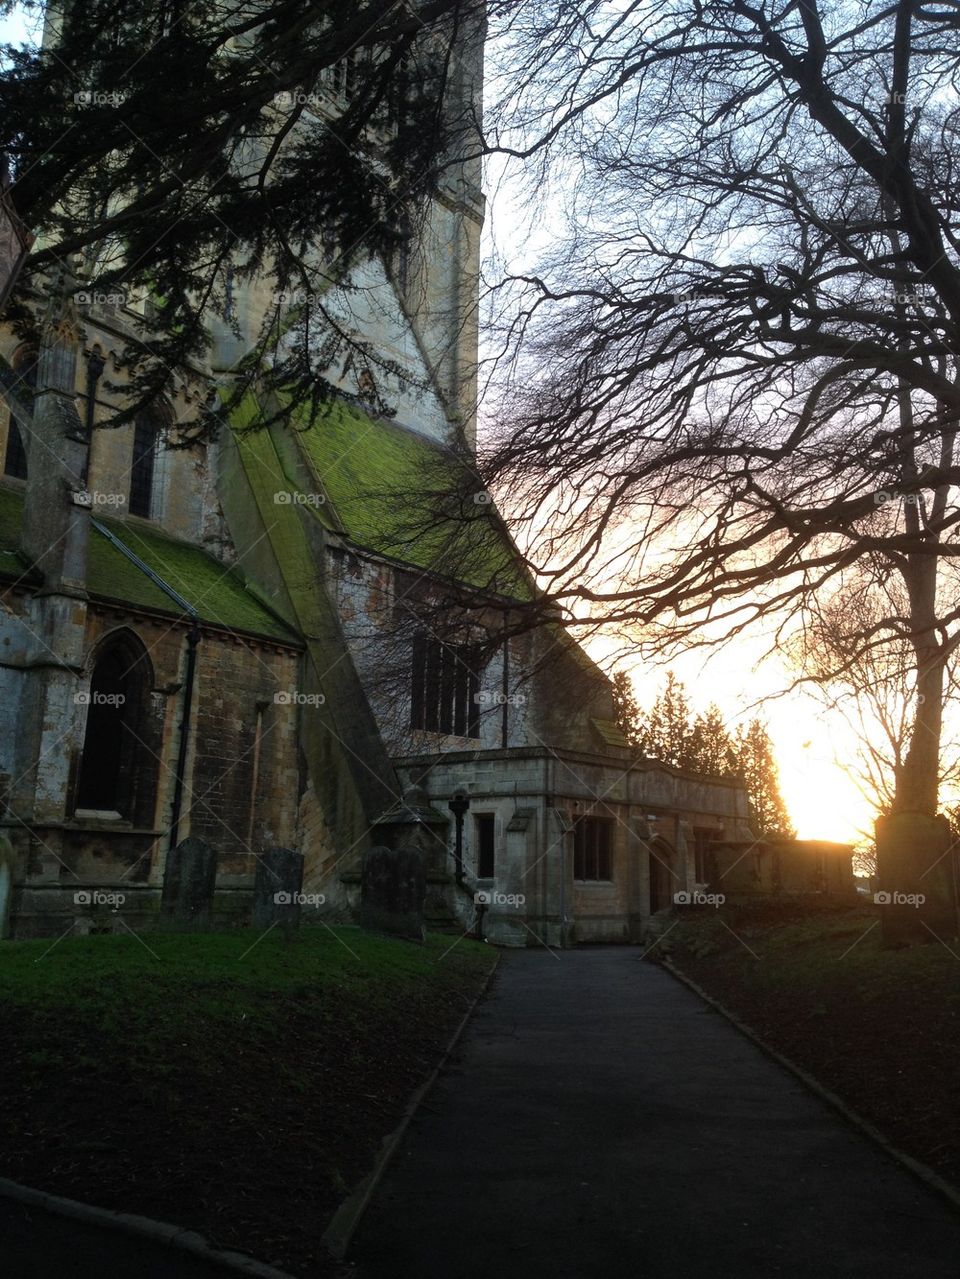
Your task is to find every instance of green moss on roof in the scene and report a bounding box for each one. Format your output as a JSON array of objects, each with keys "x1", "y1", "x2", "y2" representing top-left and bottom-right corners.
[
  {"x1": 0, "y1": 485, "x2": 31, "y2": 580},
  {"x1": 0, "y1": 484, "x2": 299, "y2": 644},
  {"x1": 232, "y1": 392, "x2": 532, "y2": 598},
  {"x1": 94, "y1": 519, "x2": 299, "y2": 641},
  {"x1": 591, "y1": 717, "x2": 631, "y2": 749},
  {"x1": 232, "y1": 421, "x2": 329, "y2": 637}
]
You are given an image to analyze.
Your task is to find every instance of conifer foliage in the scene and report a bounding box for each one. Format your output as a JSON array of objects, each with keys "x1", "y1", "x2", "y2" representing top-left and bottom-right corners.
[
  {"x1": 613, "y1": 670, "x2": 794, "y2": 838},
  {"x1": 0, "y1": 0, "x2": 486, "y2": 428}
]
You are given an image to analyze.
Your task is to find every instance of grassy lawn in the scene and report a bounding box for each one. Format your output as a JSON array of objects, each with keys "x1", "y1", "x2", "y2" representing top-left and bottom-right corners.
[
  {"x1": 0, "y1": 925, "x2": 496, "y2": 1276},
  {"x1": 657, "y1": 900, "x2": 960, "y2": 1189}
]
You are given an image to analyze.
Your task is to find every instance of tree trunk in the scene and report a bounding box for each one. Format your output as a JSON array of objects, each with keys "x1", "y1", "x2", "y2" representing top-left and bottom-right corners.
[
  {"x1": 881, "y1": 645, "x2": 959, "y2": 943},
  {"x1": 879, "y1": 556, "x2": 959, "y2": 944},
  {"x1": 890, "y1": 641, "x2": 944, "y2": 817}
]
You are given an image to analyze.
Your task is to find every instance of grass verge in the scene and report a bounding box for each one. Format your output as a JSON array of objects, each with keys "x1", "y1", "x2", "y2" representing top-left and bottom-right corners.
[
  {"x1": 0, "y1": 925, "x2": 496, "y2": 1276},
  {"x1": 657, "y1": 900, "x2": 960, "y2": 1190}
]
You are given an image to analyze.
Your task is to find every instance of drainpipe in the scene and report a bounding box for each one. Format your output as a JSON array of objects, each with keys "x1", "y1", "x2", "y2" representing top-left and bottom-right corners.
[
  {"x1": 168, "y1": 622, "x2": 201, "y2": 850},
  {"x1": 448, "y1": 788, "x2": 470, "y2": 884},
  {"x1": 558, "y1": 819, "x2": 567, "y2": 947},
  {"x1": 90, "y1": 518, "x2": 201, "y2": 850},
  {"x1": 501, "y1": 611, "x2": 510, "y2": 748}
]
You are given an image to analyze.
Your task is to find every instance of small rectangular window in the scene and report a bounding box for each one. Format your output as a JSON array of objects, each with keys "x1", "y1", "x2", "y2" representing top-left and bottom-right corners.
[
  {"x1": 475, "y1": 814, "x2": 495, "y2": 879},
  {"x1": 573, "y1": 817, "x2": 613, "y2": 881},
  {"x1": 321, "y1": 52, "x2": 360, "y2": 104}
]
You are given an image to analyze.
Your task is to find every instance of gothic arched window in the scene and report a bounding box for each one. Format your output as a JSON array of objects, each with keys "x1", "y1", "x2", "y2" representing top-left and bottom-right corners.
[
  {"x1": 128, "y1": 408, "x2": 161, "y2": 517},
  {"x1": 75, "y1": 632, "x2": 155, "y2": 819}
]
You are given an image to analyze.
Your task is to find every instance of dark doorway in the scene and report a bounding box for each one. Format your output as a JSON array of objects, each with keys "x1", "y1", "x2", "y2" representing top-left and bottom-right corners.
[
  {"x1": 648, "y1": 840, "x2": 674, "y2": 913},
  {"x1": 3, "y1": 419, "x2": 28, "y2": 479},
  {"x1": 3, "y1": 345, "x2": 36, "y2": 479},
  {"x1": 475, "y1": 814, "x2": 495, "y2": 879}
]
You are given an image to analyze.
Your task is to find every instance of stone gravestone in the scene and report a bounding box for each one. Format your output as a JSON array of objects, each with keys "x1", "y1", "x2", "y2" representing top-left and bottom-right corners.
[
  {"x1": 252, "y1": 847, "x2": 304, "y2": 931},
  {"x1": 0, "y1": 836, "x2": 15, "y2": 940},
  {"x1": 876, "y1": 812, "x2": 958, "y2": 945},
  {"x1": 160, "y1": 836, "x2": 218, "y2": 931},
  {"x1": 361, "y1": 844, "x2": 426, "y2": 942},
  {"x1": 371, "y1": 787, "x2": 450, "y2": 931}
]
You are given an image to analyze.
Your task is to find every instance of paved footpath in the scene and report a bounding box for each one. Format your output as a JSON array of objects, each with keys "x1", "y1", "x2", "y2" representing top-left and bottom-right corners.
[{"x1": 350, "y1": 946, "x2": 960, "y2": 1278}]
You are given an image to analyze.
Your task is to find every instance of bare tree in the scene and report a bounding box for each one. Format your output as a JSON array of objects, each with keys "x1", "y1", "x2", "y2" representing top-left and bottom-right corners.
[
  {"x1": 793, "y1": 563, "x2": 960, "y2": 818},
  {"x1": 471, "y1": 1, "x2": 960, "y2": 856}
]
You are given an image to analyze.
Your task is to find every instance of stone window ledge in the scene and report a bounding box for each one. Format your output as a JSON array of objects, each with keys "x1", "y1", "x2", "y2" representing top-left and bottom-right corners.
[{"x1": 1, "y1": 818, "x2": 163, "y2": 837}]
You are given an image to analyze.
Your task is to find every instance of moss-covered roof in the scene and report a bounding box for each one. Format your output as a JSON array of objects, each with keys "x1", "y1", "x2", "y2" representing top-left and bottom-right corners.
[
  {"x1": 231, "y1": 418, "x2": 331, "y2": 638},
  {"x1": 0, "y1": 484, "x2": 33, "y2": 581},
  {"x1": 232, "y1": 393, "x2": 532, "y2": 599},
  {"x1": 0, "y1": 484, "x2": 299, "y2": 644},
  {"x1": 591, "y1": 717, "x2": 631, "y2": 749}
]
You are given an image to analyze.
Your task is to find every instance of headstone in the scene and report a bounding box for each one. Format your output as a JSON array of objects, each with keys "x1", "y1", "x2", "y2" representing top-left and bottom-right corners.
[
  {"x1": 361, "y1": 844, "x2": 426, "y2": 941},
  {"x1": 160, "y1": 836, "x2": 217, "y2": 931},
  {"x1": 876, "y1": 811, "x2": 958, "y2": 945},
  {"x1": 372, "y1": 789, "x2": 449, "y2": 875},
  {"x1": 252, "y1": 846, "x2": 304, "y2": 931},
  {"x1": 0, "y1": 836, "x2": 15, "y2": 940}
]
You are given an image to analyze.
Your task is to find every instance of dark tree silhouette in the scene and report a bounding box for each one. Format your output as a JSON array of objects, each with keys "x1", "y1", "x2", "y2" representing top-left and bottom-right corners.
[
  {"x1": 620, "y1": 669, "x2": 791, "y2": 834},
  {"x1": 0, "y1": 0, "x2": 489, "y2": 428},
  {"x1": 732, "y1": 719, "x2": 795, "y2": 840},
  {"x1": 475, "y1": 1, "x2": 960, "y2": 851},
  {"x1": 611, "y1": 669, "x2": 643, "y2": 750}
]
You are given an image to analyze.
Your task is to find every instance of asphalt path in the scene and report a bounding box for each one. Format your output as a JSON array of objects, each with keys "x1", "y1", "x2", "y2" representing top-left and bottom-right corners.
[{"x1": 351, "y1": 945, "x2": 960, "y2": 1278}]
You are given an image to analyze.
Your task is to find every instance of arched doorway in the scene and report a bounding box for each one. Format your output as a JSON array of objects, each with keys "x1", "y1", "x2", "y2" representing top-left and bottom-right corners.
[{"x1": 648, "y1": 837, "x2": 675, "y2": 914}]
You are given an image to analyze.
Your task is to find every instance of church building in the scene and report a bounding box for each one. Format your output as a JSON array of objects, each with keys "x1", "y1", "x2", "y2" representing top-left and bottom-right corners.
[{"x1": 0, "y1": 16, "x2": 753, "y2": 945}]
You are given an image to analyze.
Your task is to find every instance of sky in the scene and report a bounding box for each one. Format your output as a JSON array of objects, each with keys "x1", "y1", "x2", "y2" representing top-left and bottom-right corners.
[
  {"x1": 0, "y1": 4, "x2": 891, "y2": 844},
  {"x1": 607, "y1": 636, "x2": 875, "y2": 846},
  {"x1": 0, "y1": 7, "x2": 30, "y2": 48},
  {"x1": 479, "y1": 131, "x2": 888, "y2": 845}
]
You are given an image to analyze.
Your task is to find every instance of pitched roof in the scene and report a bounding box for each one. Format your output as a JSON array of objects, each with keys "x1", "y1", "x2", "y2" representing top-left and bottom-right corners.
[
  {"x1": 591, "y1": 717, "x2": 632, "y2": 749},
  {"x1": 232, "y1": 392, "x2": 533, "y2": 599},
  {"x1": 0, "y1": 484, "x2": 300, "y2": 644}
]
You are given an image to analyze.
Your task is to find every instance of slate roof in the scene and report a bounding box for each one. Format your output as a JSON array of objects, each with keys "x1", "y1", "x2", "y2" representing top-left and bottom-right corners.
[
  {"x1": 591, "y1": 717, "x2": 632, "y2": 749},
  {"x1": 0, "y1": 483, "x2": 300, "y2": 644},
  {"x1": 232, "y1": 391, "x2": 533, "y2": 599}
]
